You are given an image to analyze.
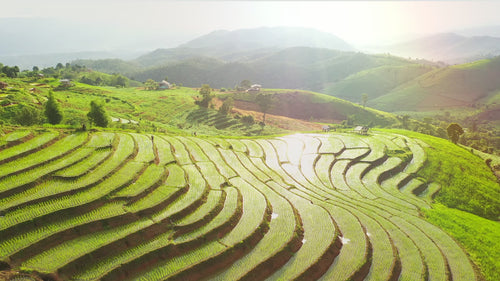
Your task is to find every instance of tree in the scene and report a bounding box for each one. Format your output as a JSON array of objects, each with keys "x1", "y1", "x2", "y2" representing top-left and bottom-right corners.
[
  {"x1": 1, "y1": 65, "x2": 20, "y2": 78},
  {"x1": 111, "y1": 74, "x2": 128, "y2": 88},
  {"x1": 44, "y1": 91, "x2": 63, "y2": 124},
  {"x1": 15, "y1": 105, "x2": 40, "y2": 126},
  {"x1": 240, "y1": 80, "x2": 252, "y2": 89},
  {"x1": 361, "y1": 93, "x2": 368, "y2": 108},
  {"x1": 255, "y1": 93, "x2": 275, "y2": 124},
  {"x1": 144, "y1": 79, "x2": 158, "y2": 90},
  {"x1": 198, "y1": 84, "x2": 212, "y2": 107},
  {"x1": 32, "y1": 66, "x2": 39, "y2": 72},
  {"x1": 218, "y1": 97, "x2": 234, "y2": 115},
  {"x1": 87, "y1": 101, "x2": 109, "y2": 127},
  {"x1": 56, "y1": 63, "x2": 64, "y2": 70},
  {"x1": 447, "y1": 123, "x2": 464, "y2": 144}
]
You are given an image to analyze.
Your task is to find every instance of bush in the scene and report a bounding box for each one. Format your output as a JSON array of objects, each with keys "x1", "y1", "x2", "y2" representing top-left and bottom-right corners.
[{"x1": 241, "y1": 115, "x2": 254, "y2": 126}]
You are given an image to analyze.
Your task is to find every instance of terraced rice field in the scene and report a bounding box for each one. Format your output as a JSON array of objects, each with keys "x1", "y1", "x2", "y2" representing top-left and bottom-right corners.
[{"x1": 0, "y1": 130, "x2": 477, "y2": 280}]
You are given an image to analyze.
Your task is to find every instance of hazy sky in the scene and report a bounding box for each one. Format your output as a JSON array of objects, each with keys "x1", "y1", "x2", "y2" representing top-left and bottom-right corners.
[{"x1": 2, "y1": 0, "x2": 500, "y2": 47}]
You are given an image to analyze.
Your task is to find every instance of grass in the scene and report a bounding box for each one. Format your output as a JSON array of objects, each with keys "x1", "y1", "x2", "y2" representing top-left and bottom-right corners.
[
  {"x1": 386, "y1": 129, "x2": 500, "y2": 220},
  {"x1": 423, "y1": 204, "x2": 500, "y2": 281}
]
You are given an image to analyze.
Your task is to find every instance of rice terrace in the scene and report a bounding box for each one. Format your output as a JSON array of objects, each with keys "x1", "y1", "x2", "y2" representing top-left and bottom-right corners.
[
  {"x1": 2, "y1": 1, "x2": 500, "y2": 280},
  {"x1": 0, "y1": 125, "x2": 497, "y2": 280}
]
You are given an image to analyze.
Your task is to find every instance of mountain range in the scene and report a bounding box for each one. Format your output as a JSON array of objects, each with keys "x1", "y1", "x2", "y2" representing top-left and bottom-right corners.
[{"x1": 375, "y1": 32, "x2": 500, "y2": 64}]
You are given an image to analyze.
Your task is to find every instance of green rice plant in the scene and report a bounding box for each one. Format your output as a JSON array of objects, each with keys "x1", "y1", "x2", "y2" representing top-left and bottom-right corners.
[
  {"x1": 164, "y1": 164, "x2": 186, "y2": 188},
  {"x1": 193, "y1": 138, "x2": 237, "y2": 179},
  {"x1": 359, "y1": 136, "x2": 386, "y2": 162},
  {"x1": 267, "y1": 139, "x2": 289, "y2": 163},
  {"x1": 423, "y1": 204, "x2": 499, "y2": 281},
  {"x1": 1, "y1": 130, "x2": 31, "y2": 142},
  {"x1": 175, "y1": 186, "x2": 239, "y2": 243},
  {"x1": 225, "y1": 139, "x2": 249, "y2": 153},
  {"x1": 316, "y1": 203, "x2": 368, "y2": 281},
  {"x1": 161, "y1": 136, "x2": 191, "y2": 165},
  {"x1": 0, "y1": 132, "x2": 88, "y2": 179},
  {"x1": 71, "y1": 230, "x2": 174, "y2": 281},
  {"x1": 130, "y1": 133, "x2": 155, "y2": 163},
  {"x1": 418, "y1": 182, "x2": 441, "y2": 201},
  {"x1": 295, "y1": 134, "x2": 321, "y2": 155},
  {"x1": 176, "y1": 136, "x2": 209, "y2": 162},
  {"x1": 0, "y1": 135, "x2": 137, "y2": 230},
  {"x1": 112, "y1": 165, "x2": 166, "y2": 198},
  {"x1": 133, "y1": 177, "x2": 267, "y2": 281},
  {"x1": 399, "y1": 178, "x2": 425, "y2": 195},
  {"x1": 125, "y1": 184, "x2": 183, "y2": 213},
  {"x1": 401, "y1": 214, "x2": 477, "y2": 281},
  {"x1": 0, "y1": 131, "x2": 59, "y2": 163},
  {"x1": 0, "y1": 147, "x2": 94, "y2": 202},
  {"x1": 53, "y1": 148, "x2": 111, "y2": 178},
  {"x1": 20, "y1": 218, "x2": 153, "y2": 273},
  {"x1": 378, "y1": 160, "x2": 430, "y2": 210},
  {"x1": 153, "y1": 135, "x2": 175, "y2": 165},
  {"x1": 300, "y1": 154, "x2": 327, "y2": 188},
  {"x1": 0, "y1": 202, "x2": 126, "y2": 259},
  {"x1": 264, "y1": 181, "x2": 338, "y2": 281},
  {"x1": 234, "y1": 151, "x2": 271, "y2": 183},
  {"x1": 173, "y1": 190, "x2": 224, "y2": 227},
  {"x1": 317, "y1": 135, "x2": 345, "y2": 155},
  {"x1": 196, "y1": 162, "x2": 226, "y2": 189},
  {"x1": 371, "y1": 134, "x2": 405, "y2": 151},
  {"x1": 278, "y1": 136, "x2": 304, "y2": 166},
  {"x1": 254, "y1": 139, "x2": 302, "y2": 188},
  {"x1": 218, "y1": 176, "x2": 269, "y2": 246},
  {"x1": 240, "y1": 139, "x2": 264, "y2": 158},
  {"x1": 345, "y1": 163, "x2": 377, "y2": 199},
  {"x1": 84, "y1": 132, "x2": 115, "y2": 148},
  {"x1": 360, "y1": 158, "x2": 421, "y2": 213},
  {"x1": 333, "y1": 133, "x2": 369, "y2": 148},
  {"x1": 330, "y1": 160, "x2": 350, "y2": 190},
  {"x1": 212, "y1": 178, "x2": 298, "y2": 280},
  {"x1": 337, "y1": 148, "x2": 370, "y2": 160},
  {"x1": 390, "y1": 216, "x2": 448, "y2": 281},
  {"x1": 368, "y1": 212, "x2": 426, "y2": 281},
  {"x1": 403, "y1": 139, "x2": 426, "y2": 175},
  {"x1": 150, "y1": 164, "x2": 208, "y2": 223},
  {"x1": 314, "y1": 154, "x2": 335, "y2": 189},
  {"x1": 131, "y1": 241, "x2": 226, "y2": 281},
  {"x1": 351, "y1": 210, "x2": 396, "y2": 281}
]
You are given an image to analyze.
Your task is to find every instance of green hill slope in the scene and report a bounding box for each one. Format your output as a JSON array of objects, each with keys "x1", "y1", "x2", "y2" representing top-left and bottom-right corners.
[
  {"x1": 0, "y1": 72, "x2": 398, "y2": 135},
  {"x1": 323, "y1": 64, "x2": 435, "y2": 103},
  {"x1": 371, "y1": 56, "x2": 500, "y2": 111}
]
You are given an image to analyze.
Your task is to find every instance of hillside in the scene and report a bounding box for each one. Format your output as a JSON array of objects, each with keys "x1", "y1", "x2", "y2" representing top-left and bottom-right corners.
[
  {"x1": 323, "y1": 64, "x2": 436, "y2": 103},
  {"x1": 0, "y1": 70, "x2": 400, "y2": 136},
  {"x1": 378, "y1": 33, "x2": 500, "y2": 64},
  {"x1": 231, "y1": 89, "x2": 397, "y2": 127},
  {"x1": 128, "y1": 48, "x2": 422, "y2": 91},
  {"x1": 0, "y1": 128, "x2": 497, "y2": 280},
  {"x1": 370, "y1": 56, "x2": 500, "y2": 112}
]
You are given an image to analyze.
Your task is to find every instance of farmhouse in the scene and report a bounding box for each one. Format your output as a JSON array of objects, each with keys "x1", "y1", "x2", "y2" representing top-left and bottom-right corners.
[
  {"x1": 158, "y1": 80, "x2": 171, "y2": 90},
  {"x1": 59, "y1": 79, "x2": 72, "y2": 87},
  {"x1": 246, "y1": 84, "x2": 262, "y2": 92},
  {"x1": 353, "y1": 126, "x2": 369, "y2": 135}
]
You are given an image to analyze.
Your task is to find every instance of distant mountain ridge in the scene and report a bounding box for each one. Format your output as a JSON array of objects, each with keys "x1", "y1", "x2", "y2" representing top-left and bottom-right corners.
[
  {"x1": 134, "y1": 27, "x2": 355, "y2": 67},
  {"x1": 380, "y1": 32, "x2": 500, "y2": 64},
  {"x1": 180, "y1": 27, "x2": 355, "y2": 52}
]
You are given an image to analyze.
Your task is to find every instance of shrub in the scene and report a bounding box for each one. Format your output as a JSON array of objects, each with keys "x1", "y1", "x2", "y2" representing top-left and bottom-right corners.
[{"x1": 241, "y1": 115, "x2": 254, "y2": 126}]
